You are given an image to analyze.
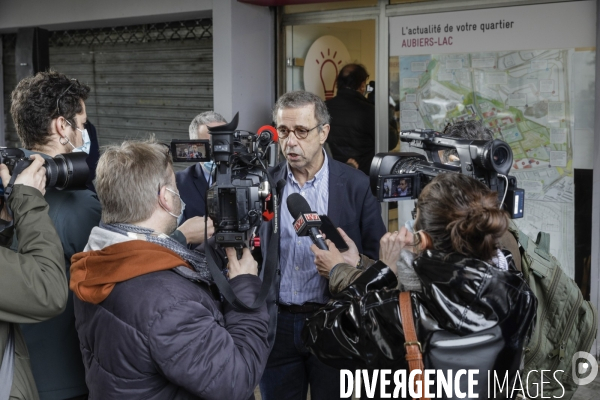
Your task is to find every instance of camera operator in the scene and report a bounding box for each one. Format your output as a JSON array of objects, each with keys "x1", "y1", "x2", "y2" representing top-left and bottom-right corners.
[
  {"x1": 69, "y1": 140, "x2": 269, "y2": 399},
  {"x1": 10, "y1": 71, "x2": 101, "y2": 400},
  {"x1": 0, "y1": 155, "x2": 67, "y2": 400},
  {"x1": 307, "y1": 174, "x2": 536, "y2": 399}
]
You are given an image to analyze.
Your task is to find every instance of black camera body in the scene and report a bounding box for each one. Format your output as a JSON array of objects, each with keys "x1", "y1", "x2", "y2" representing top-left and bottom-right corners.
[
  {"x1": 205, "y1": 113, "x2": 274, "y2": 247},
  {"x1": 0, "y1": 148, "x2": 89, "y2": 191},
  {"x1": 370, "y1": 129, "x2": 524, "y2": 219}
]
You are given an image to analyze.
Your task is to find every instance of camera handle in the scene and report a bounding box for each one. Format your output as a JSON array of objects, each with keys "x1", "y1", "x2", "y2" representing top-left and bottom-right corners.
[
  {"x1": 204, "y1": 194, "x2": 280, "y2": 312},
  {"x1": 0, "y1": 160, "x2": 30, "y2": 232}
]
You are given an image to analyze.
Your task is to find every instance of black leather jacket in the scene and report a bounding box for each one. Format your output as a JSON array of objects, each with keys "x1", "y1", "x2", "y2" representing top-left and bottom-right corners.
[{"x1": 303, "y1": 250, "x2": 537, "y2": 399}]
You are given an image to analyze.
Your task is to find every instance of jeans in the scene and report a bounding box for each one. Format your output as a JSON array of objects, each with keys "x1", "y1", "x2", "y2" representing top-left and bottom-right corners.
[{"x1": 259, "y1": 310, "x2": 341, "y2": 400}]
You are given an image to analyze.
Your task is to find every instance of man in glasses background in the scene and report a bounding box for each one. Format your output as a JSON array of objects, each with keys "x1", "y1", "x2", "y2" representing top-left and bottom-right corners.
[
  {"x1": 10, "y1": 70, "x2": 101, "y2": 400},
  {"x1": 258, "y1": 90, "x2": 386, "y2": 400}
]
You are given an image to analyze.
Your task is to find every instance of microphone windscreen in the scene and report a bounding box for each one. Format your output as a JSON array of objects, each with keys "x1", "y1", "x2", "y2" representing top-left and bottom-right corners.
[
  {"x1": 258, "y1": 125, "x2": 278, "y2": 142},
  {"x1": 287, "y1": 193, "x2": 311, "y2": 219}
]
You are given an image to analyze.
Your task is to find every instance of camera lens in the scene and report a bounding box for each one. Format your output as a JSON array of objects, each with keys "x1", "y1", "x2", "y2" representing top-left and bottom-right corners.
[
  {"x1": 477, "y1": 140, "x2": 513, "y2": 176},
  {"x1": 46, "y1": 152, "x2": 89, "y2": 190},
  {"x1": 492, "y1": 146, "x2": 509, "y2": 166}
]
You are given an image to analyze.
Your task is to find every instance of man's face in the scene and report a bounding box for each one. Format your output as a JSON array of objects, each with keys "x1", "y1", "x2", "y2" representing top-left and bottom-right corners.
[
  {"x1": 399, "y1": 180, "x2": 407, "y2": 191},
  {"x1": 196, "y1": 121, "x2": 226, "y2": 141},
  {"x1": 277, "y1": 104, "x2": 328, "y2": 173},
  {"x1": 192, "y1": 145, "x2": 198, "y2": 153},
  {"x1": 67, "y1": 100, "x2": 87, "y2": 148}
]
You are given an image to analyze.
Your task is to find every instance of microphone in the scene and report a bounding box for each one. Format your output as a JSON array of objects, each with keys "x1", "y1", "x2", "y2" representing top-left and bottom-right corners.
[
  {"x1": 286, "y1": 193, "x2": 328, "y2": 250},
  {"x1": 257, "y1": 125, "x2": 278, "y2": 145}
]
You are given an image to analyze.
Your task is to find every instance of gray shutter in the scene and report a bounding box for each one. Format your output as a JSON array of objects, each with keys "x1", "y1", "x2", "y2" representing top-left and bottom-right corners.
[{"x1": 3, "y1": 20, "x2": 213, "y2": 149}]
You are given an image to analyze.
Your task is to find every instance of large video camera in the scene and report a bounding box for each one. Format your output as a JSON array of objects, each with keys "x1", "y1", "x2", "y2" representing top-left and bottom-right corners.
[
  {"x1": 370, "y1": 129, "x2": 524, "y2": 219},
  {"x1": 202, "y1": 113, "x2": 276, "y2": 247},
  {"x1": 0, "y1": 148, "x2": 89, "y2": 190}
]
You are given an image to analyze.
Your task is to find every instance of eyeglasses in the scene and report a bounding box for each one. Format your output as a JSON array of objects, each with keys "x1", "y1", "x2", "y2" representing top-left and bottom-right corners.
[
  {"x1": 56, "y1": 78, "x2": 78, "y2": 116},
  {"x1": 277, "y1": 124, "x2": 322, "y2": 140}
]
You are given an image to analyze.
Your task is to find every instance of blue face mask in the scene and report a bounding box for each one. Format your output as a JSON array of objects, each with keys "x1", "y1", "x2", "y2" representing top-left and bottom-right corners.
[
  {"x1": 203, "y1": 161, "x2": 215, "y2": 175},
  {"x1": 65, "y1": 120, "x2": 91, "y2": 154}
]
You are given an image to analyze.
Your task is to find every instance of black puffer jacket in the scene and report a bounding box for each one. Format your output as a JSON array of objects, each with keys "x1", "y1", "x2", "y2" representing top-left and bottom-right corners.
[
  {"x1": 304, "y1": 250, "x2": 537, "y2": 399},
  {"x1": 326, "y1": 88, "x2": 398, "y2": 175}
]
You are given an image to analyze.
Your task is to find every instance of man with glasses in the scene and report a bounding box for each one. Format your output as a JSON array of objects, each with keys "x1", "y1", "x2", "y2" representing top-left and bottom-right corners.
[
  {"x1": 258, "y1": 90, "x2": 386, "y2": 400},
  {"x1": 69, "y1": 140, "x2": 269, "y2": 399},
  {"x1": 10, "y1": 71, "x2": 101, "y2": 400}
]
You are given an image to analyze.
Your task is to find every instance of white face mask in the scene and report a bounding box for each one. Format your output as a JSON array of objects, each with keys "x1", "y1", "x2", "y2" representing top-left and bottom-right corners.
[
  {"x1": 162, "y1": 187, "x2": 186, "y2": 222},
  {"x1": 65, "y1": 120, "x2": 91, "y2": 154}
]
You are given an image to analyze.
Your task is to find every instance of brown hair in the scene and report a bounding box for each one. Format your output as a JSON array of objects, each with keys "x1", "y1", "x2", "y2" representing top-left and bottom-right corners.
[
  {"x1": 414, "y1": 173, "x2": 509, "y2": 261},
  {"x1": 11, "y1": 70, "x2": 90, "y2": 149}
]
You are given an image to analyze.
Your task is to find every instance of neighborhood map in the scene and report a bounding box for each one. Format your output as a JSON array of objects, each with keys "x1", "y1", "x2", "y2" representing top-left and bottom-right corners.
[{"x1": 396, "y1": 49, "x2": 592, "y2": 277}]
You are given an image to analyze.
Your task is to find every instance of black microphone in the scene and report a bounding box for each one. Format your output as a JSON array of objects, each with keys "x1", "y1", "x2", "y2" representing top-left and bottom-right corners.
[{"x1": 287, "y1": 193, "x2": 328, "y2": 250}]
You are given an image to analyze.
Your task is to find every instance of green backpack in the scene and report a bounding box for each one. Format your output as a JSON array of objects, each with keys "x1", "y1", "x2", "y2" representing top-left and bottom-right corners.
[{"x1": 514, "y1": 228, "x2": 598, "y2": 400}]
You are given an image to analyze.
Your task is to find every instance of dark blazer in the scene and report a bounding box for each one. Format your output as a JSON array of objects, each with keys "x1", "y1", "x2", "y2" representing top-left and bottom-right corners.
[
  {"x1": 259, "y1": 157, "x2": 387, "y2": 345},
  {"x1": 175, "y1": 163, "x2": 209, "y2": 224}
]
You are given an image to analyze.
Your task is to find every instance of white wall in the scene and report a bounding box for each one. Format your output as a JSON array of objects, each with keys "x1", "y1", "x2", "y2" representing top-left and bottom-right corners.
[
  {"x1": 213, "y1": 1, "x2": 275, "y2": 131},
  {"x1": 0, "y1": 0, "x2": 213, "y2": 32}
]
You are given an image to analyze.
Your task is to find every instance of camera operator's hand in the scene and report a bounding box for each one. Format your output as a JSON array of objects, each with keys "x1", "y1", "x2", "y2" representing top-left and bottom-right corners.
[
  {"x1": 337, "y1": 228, "x2": 360, "y2": 267},
  {"x1": 311, "y1": 240, "x2": 345, "y2": 278},
  {"x1": 379, "y1": 227, "x2": 414, "y2": 274},
  {"x1": 177, "y1": 216, "x2": 214, "y2": 245},
  {"x1": 226, "y1": 247, "x2": 258, "y2": 279},
  {"x1": 0, "y1": 154, "x2": 47, "y2": 195}
]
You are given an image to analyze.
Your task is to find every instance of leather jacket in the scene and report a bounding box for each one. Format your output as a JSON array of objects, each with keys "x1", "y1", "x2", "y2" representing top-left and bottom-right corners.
[{"x1": 303, "y1": 250, "x2": 537, "y2": 399}]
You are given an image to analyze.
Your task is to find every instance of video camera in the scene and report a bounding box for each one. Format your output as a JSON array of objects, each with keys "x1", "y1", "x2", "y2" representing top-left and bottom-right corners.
[
  {"x1": 170, "y1": 113, "x2": 277, "y2": 247},
  {"x1": 0, "y1": 148, "x2": 89, "y2": 190},
  {"x1": 370, "y1": 129, "x2": 524, "y2": 219}
]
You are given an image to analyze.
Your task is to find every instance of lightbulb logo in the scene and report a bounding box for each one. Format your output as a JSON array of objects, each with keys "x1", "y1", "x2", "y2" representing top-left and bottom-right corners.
[
  {"x1": 303, "y1": 35, "x2": 351, "y2": 100},
  {"x1": 316, "y1": 49, "x2": 342, "y2": 100},
  {"x1": 571, "y1": 351, "x2": 598, "y2": 386}
]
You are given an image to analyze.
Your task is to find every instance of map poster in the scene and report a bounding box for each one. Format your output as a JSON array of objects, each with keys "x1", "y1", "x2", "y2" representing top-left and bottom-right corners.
[{"x1": 389, "y1": 2, "x2": 597, "y2": 278}]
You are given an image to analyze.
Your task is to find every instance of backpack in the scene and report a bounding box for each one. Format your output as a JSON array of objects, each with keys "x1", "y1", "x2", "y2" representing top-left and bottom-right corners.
[{"x1": 513, "y1": 227, "x2": 598, "y2": 400}]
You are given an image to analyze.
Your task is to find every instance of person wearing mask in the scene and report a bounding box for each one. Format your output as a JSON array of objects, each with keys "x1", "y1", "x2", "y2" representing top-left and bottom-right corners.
[
  {"x1": 70, "y1": 140, "x2": 270, "y2": 399},
  {"x1": 258, "y1": 90, "x2": 386, "y2": 400},
  {"x1": 326, "y1": 64, "x2": 398, "y2": 175},
  {"x1": 0, "y1": 155, "x2": 67, "y2": 400},
  {"x1": 10, "y1": 71, "x2": 102, "y2": 400}
]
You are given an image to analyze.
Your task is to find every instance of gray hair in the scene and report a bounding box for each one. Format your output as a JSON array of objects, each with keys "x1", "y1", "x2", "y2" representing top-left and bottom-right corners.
[
  {"x1": 188, "y1": 111, "x2": 227, "y2": 139},
  {"x1": 272, "y1": 91, "x2": 330, "y2": 130},
  {"x1": 96, "y1": 139, "x2": 174, "y2": 224}
]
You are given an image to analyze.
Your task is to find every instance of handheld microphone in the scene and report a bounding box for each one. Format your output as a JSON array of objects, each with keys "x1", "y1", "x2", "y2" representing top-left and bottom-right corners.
[{"x1": 286, "y1": 193, "x2": 328, "y2": 250}]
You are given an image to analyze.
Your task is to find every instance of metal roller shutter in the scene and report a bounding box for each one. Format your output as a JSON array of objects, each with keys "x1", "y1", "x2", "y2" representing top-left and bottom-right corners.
[{"x1": 3, "y1": 19, "x2": 213, "y2": 149}]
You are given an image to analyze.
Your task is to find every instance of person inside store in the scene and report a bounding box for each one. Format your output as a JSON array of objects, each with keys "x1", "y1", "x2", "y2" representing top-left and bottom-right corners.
[
  {"x1": 325, "y1": 63, "x2": 398, "y2": 175},
  {"x1": 0, "y1": 155, "x2": 67, "y2": 400},
  {"x1": 10, "y1": 70, "x2": 102, "y2": 400},
  {"x1": 69, "y1": 139, "x2": 270, "y2": 399},
  {"x1": 258, "y1": 90, "x2": 386, "y2": 400}
]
